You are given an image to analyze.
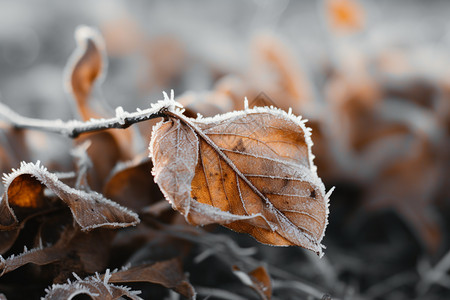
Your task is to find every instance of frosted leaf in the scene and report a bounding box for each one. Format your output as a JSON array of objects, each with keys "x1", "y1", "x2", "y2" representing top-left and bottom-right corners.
[
  {"x1": 0, "y1": 241, "x2": 63, "y2": 277},
  {"x1": 233, "y1": 265, "x2": 272, "y2": 300},
  {"x1": 150, "y1": 105, "x2": 331, "y2": 256},
  {"x1": 63, "y1": 25, "x2": 107, "y2": 120},
  {"x1": 42, "y1": 271, "x2": 142, "y2": 300},
  {"x1": 105, "y1": 258, "x2": 196, "y2": 299},
  {"x1": 0, "y1": 161, "x2": 139, "y2": 231},
  {"x1": 103, "y1": 154, "x2": 163, "y2": 212}
]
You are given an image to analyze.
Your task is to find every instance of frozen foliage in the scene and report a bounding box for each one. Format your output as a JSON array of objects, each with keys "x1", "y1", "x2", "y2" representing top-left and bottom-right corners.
[
  {"x1": 0, "y1": 237, "x2": 72, "y2": 277},
  {"x1": 42, "y1": 271, "x2": 142, "y2": 300},
  {"x1": 150, "y1": 102, "x2": 332, "y2": 256},
  {"x1": 1, "y1": 161, "x2": 140, "y2": 230},
  {"x1": 63, "y1": 25, "x2": 108, "y2": 95}
]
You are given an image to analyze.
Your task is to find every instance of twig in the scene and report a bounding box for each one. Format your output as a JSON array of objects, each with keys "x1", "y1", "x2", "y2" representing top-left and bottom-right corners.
[
  {"x1": 195, "y1": 286, "x2": 248, "y2": 300},
  {"x1": 416, "y1": 249, "x2": 450, "y2": 295},
  {"x1": 272, "y1": 279, "x2": 329, "y2": 299},
  {"x1": 364, "y1": 272, "x2": 417, "y2": 299},
  {"x1": 0, "y1": 91, "x2": 179, "y2": 138}
]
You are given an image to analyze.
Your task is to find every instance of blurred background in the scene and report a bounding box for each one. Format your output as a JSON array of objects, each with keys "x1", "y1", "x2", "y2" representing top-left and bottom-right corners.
[{"x1": 0, "y1": 0, "x2": 449, "y2": 299}]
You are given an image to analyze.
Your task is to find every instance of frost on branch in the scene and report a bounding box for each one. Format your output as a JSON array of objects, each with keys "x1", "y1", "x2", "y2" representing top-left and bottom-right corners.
[{"x1": 150, "y1": 105, "x2": 332, "y2": 256}]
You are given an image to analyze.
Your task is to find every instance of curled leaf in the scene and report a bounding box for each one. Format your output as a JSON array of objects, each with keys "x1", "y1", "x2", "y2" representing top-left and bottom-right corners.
[
  {"x1": 43, "y1": 271, "x2": 142, "y2": 300},
  {"x1": 0, "y1": 244, "x2": 64, "y2": 277},
  {"x1": 107, "y1": 258, "x2": 196, "y2": 299},
  {"x1": 325, "y1": 0, "x2": 365, "y2": 33},
  {"x1": 64, "y1": 25, "x2": 134, "y2": 190},
  {"x1": 233, "y1": 265, "x2": 272, "y2": 300},
  {"x1": 64, "y1": 25, "x2": 106, "y2": 120},
  {"x1": 0, "y1": 161, "x2": 139, "y2": 231},
  {"x1": 104, "y1": 155, "x2": 163, "y2": 212},
  {"x1": 150, "y1": 106, "x2": 330, "y2": 256},
  {"x1": 0, "y1": 219, "x2": 114, "y2": 278}
]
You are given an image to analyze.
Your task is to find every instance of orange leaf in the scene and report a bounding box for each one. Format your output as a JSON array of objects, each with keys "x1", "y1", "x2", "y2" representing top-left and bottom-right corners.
[
  {"x1": 150, "y1": 106, "x2": 331, "y2": 256},
  {"x1": 43, "y1": 269, "x2": 142, "y2": 300},
  {"x1": 233, "y1": 265, "x2": 272, "y2": 300},
  {"x1": 64, "y1": 26, "x2": 134, "y2": 189},
  {"x1": 325, "y1": 0, "x2": 365, "y2": 33},
  {"x1": 104, "y1": 155, "x2": 163, "y2": 212},
  {"x1": 107, "y1": 258, "x2": 195, "y2": 298},
  {"x1": 65, "y1": 26, "x2": 105, "y2": 120},
  {"x1": 0, "y1": 161, "x2": 139, "y2": 231}
]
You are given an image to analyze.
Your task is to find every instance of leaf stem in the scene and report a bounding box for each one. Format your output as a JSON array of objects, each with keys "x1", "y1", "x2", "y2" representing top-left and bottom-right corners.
[{"x1": 0, "y1": 99, "x2": 176, "y2": 138}]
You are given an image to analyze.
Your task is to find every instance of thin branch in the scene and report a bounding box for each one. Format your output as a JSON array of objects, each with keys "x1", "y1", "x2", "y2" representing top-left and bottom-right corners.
[
  {"x1": 0, "y1": 92, "x2": 179, "y2": 138},
  {"x1": 416, "y1": 249, "x2": 450, "y2": 295},
  {"x1": 195, "y1": 286, "x2": 248, "y2": 300},
  {"x1": 364, "y1": 272, "x2": 417, "y2": 299},
  {"x1": 272, "y1": 279, "x2": 329, "y2": 299}
]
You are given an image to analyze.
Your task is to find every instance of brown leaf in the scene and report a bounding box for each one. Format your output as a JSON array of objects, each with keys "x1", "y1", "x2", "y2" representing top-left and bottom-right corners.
[
  {"x1": 150, "y1": 107, "x2": 330, "y2": 256},
  {"x1": 81, "y1": 132, "x2": 127, "y2": 191},
  {"x1": 43, "y1": 271, "x2": 142, "y2": 300},
  {"x1": 0, "y1": 217, "x2": 115, "y2": 279},
  {"x1": 65, "y1": 26, "x2": 105, "y2": 121},
  {"x1": 64, "y1": 26, "x2": 135, "y2": 191},
  {"x1": 104, "y1": 154, "x2": 163, "y2": 212},
  {"x1": 233, "y1": 265, "x2": 272, "y2": 300},
  {"x1": 325, "y1": 0, "x2": 365, "y2": 33},
  {"x1": 0, "y1": 161, "x2": 139, "y2": 231},
  {"x1": 0, "y1": 225, "x2": 71, "y2": 277},
  {"x1": 107, "y1": 258, "x2": 195, "y2": 298}
]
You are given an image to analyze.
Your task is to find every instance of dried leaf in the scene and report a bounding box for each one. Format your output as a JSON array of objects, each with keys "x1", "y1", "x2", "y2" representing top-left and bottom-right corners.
[
  {"x1": 65, "y1": 25, "x2": 106, "y2": 120},
  {"x1": 0, "y1": 246, "x2": 62, "y2": 278},
  {"x1": 150, "y1": 107, "x2": 330, "y2": 256},
  {"x1": 325, "y1": 0, "x2": 365, "y2": 33},
  {"x1": 63, "y1": 26, "x2": 136, "y2": 191},
  {"x1": 0, "y1": 218, "x2": 115, "y2": 279},
  {"x1": 104, "y1": 155, "x2": 163, "y2": 212},
  {"x1": 0, "y1": 161, "x2": 139, "y2": 231},
  {"x1": 233, "y1": 265, "x2": 272, "y2": 300},
  {"x1": 43, "y1": 271, "x2": 142, "y2": 300},
  {"x1": 107, "y1": 258, "x2": 195, "y2": 299},
  {"x1": 82, "y1": 132, "x2": 127, "y2": 191}
]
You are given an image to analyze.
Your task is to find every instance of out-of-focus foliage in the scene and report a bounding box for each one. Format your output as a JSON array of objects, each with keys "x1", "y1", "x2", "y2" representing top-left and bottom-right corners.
[{"x1": 0, "y1": 0, "x2": 449, "y2": 299}]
